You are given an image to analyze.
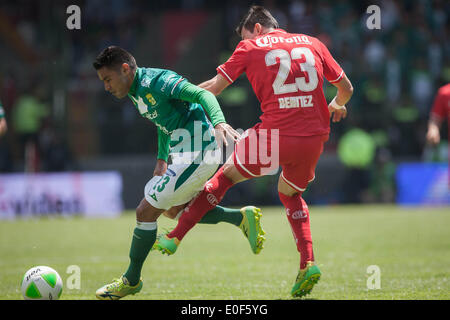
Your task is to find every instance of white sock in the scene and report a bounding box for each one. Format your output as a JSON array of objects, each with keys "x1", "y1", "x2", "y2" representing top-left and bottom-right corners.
[{"x1": 136, "y1": 221, "x2": 157, "y2": 231}]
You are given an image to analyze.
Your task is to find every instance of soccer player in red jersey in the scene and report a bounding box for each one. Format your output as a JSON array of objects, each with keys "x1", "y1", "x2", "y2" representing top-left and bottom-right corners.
[
  {"x1": 155, "y1": 6, "x2": 354, "y2": 297},
  {"x1": 426, "y1": 83, "x2": 450, "y2": 146}
]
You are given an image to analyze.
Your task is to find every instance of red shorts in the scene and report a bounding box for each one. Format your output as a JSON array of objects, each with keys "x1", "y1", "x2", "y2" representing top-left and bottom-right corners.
[{"x1": 232, "y1": 123, "x2": 329, "y2": 192}]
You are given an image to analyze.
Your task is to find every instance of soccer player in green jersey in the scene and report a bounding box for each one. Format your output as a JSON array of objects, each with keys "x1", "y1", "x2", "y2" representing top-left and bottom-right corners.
[
  {"x1": 0, "y1": 100, "x2": 7, "y2": 137},
  {"x1": 92, "y1": 46, "x2": 266, "y2": 300}
]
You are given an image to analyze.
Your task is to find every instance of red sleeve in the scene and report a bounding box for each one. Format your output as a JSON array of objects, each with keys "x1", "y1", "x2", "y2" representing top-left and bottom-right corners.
[
  {"x1": 216, "y1": 40, "x2": 249, "y2": 84},
  {"x1": 430, "y1": 87, "x2": 448, "y2": 120},
  {"x1": 316, "y1": 39, "x2": 344, "y2": 84}
]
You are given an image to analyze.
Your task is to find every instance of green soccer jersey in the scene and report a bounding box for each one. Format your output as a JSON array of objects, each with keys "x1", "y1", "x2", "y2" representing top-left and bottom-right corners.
[{"x1": 127, "y1": 67, "x2": 225, "y2": 162}]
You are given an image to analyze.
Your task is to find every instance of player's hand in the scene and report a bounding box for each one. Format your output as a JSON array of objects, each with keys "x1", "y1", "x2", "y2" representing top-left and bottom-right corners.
[
  {"x1": 426, "y1": 126, "x2": 440, "y2": 145},
  {"x1": 153, "y1": 159, "x2": 167, "y2": 176},
  {"x1": 328, "y1": 97, "x2": 347, "y2": 123},
  {"x1": 214, "y1": 122, "x2": 240, "y2": 147},
  {"x1": 0, "y1": 118, "x2": 7, "y2": 137}
]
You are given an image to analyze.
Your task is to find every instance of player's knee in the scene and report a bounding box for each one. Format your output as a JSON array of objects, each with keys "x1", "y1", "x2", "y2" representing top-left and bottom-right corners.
[
  {"x1": 163, "y1": 207, "x2": 180, "y2": 220},
  {"x1": 136, "y1": 202, "x2": 160, "y2": 222},
  {"x1": 223, "y1": 163, "x2": 246, "y2": 184},
  {"x1": 278, "y1": 176, "x2": 301, "y2": 197},
  {"x1": 278, "y1": 185, "x2": 301, "y2": 198},
  {"x1": 135, "y1": 205, "x2": 147, "y2": 221}
]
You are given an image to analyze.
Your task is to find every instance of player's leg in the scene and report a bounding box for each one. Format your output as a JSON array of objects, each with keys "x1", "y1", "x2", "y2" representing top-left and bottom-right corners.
[
  {"x1": 97, "y1": 167, "x2": 189, "y2": 300},
  {"x1": 277, "y1": 134, "x2": 329, "y2": 297},
  {"x1": 163, "y1": 125, "x2": 259, "y2": 243},
  {"x1": 162, "y1": 204, "x2": 187, "y2": 219},
  {"x1": 160, "y1": 166, "x2": 263, "y2": 250},
  {"x1": 160, "y1": 126, "x2": 273, "y2": 253},
  {"x1": 157, "y1": 126, "x2": 271, "y2": 254},
  {"x1": 163, "y1": 160, "x2": 244, "y2": 240},
  {"x1": 156, "y1": 163, "x2": 244, "y2": 251},
  {"x1": 211, "y1": 162, "x2": 266, "y2": 255},
  {"x1": 96, "y1": 198, "x2": 163, "y2": 300},
  {"x1": 158, "y1": 197, "x2": 265, "y2": 254},
  {"x1": 278, "y1": 176, "x2": 315, "y2": 268},
  {"x1": 124, "y1": 198, "x2": 163, "y2": 284},
  {"x1": 163, "y1": 202, "x2": 243, "y2": 227},
  {"x1": 278, "y1": 176, "x2": 321, "y2": 298},
  {"x1": 151, "y1": 153, "x2": 243, "y2": 253}
]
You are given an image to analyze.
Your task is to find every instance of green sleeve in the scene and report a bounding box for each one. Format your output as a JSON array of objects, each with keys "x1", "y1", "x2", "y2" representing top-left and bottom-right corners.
[
  {"x1": 178, "y1": 82, "x2": 226, "y2": 127},
  {"x1": 157, "y1": 127, "x2": 170, "y2": 162},
  {"x1": 0, "y1": 101, "x2": 4, "y2": 119}
]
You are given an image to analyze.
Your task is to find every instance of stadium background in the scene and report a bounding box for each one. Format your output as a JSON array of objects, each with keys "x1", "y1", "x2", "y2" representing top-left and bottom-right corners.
[{"x1": 0, "y1": 0, "x2": 448, "y2": 213}]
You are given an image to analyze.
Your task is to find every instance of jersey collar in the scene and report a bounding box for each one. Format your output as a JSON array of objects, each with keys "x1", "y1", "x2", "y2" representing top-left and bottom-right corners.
[
  {"x1": 128, "y1": 67, "x2": 142, "y2": 97},
  {"x1": 266, "y1": 28, "x2": 287, "y2": 35}
]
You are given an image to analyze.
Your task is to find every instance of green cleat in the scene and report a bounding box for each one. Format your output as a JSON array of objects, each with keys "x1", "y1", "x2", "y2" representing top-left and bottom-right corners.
[
  {"x1": 291, "y1": 261, "x2": 321, "y2": 298},
  {"x1": 239, "y1": 206, "x2": 266, "y2": 254},
  {"x1": 150, "y1": 228, "x2": 170, "y2": 252},
  {"x1": 153, "y1": 234, "x2": 180, "y2": 255},
  {"x1": 95, "y1": 276, "x2": 143, "y2": 300}
]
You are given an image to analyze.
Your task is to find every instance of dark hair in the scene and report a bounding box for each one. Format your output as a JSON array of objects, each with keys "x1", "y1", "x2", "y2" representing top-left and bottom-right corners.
[
  {"x1": 236, "y1": 5, "x2": 279, "y2": 36},
  {"x1": 93, "y1": 46, "x2": 137, "y2": 70}
]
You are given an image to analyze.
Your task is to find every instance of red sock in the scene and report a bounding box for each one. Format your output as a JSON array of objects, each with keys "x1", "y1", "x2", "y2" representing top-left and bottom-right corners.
[
  {"x1": 278, "y1": 192, "x2": 314, "y2": 269},
  {"x1": 168, "y1": 167, "x2": 234, "y2": 241}
]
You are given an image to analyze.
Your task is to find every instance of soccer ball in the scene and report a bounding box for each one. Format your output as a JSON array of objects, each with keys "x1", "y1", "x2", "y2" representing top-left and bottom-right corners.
[{"x1": 21, "y1": 266, "x2": 63, "y2": 300}]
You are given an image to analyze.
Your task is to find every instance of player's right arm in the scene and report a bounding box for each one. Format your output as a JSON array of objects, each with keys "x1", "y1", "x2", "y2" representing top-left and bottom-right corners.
[
  {"x1": 426, "y1": 117, "x2": 442, "y2": 145},
  {"x1": 329, "y1": 74, "x2": 353, "y2": 123},
  {"x1": 426, "y1": 87, "x2": 446, "y2": 145}
]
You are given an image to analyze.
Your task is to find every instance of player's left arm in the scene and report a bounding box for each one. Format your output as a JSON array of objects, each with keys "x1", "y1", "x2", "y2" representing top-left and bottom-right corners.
[
  {"x1": 179, "y1": 82, "x2": 240, "y2": 146},
  {"x1": 197, "y1": 74, "x2": 231, "y2": 96}
]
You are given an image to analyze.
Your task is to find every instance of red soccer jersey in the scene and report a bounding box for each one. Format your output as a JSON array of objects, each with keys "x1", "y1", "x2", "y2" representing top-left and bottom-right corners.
[
  {"x1": 217, "y1": 29, "x2": 344, "y2": 136},
  {"x1": 430, "y1": 83, "x2": 450, "y2": 132}
]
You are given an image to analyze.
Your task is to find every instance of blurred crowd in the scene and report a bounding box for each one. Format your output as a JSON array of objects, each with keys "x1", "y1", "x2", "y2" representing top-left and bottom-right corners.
[{"x1": 0, "y1": 0, "x2": 448, "y2": 203}]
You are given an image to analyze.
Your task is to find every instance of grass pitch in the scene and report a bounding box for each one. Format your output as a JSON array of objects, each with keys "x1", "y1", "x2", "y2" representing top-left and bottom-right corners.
[{"x1": 0, "y1": 205, "x2": 449, "y2": 300}]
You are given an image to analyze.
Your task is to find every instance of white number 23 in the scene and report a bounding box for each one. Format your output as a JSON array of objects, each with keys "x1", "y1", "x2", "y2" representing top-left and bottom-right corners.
[{"x1": 265, "y1": 47, "x2": 318, "y2": 94}]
